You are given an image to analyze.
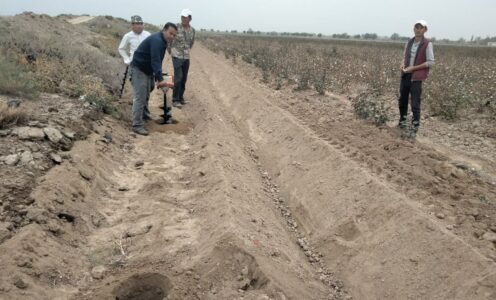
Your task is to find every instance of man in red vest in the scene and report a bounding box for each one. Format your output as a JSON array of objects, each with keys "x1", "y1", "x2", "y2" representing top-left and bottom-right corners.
[{"x1": 398, "y1": 20, "x2": 435, "y2": 139}]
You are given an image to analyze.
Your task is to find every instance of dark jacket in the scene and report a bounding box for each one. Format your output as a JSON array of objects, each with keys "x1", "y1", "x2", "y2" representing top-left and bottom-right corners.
[{"x1": 131, "y1": 31, "x2": 168, "y2": 82}]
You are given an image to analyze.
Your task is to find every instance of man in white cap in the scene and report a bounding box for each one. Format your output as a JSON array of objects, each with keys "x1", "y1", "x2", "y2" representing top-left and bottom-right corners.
[
  {"x1": 118, "y1": 15, "x2": 152, "y2": 119},
  {"x1": 398, "y1": 20, "x2": 435, "y2": 139},
  {"x1": 169, "y1": 9, "x2": 195, "y2": 108},
  {"x1": 119, "y1": 16, "x2": 151, "y2": 66}
]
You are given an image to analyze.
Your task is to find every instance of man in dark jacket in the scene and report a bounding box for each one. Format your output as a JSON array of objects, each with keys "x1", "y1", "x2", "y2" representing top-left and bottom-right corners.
[
  {"x1": 398, "y1": 20, "x2": 435, "y2": 139},
  {"x1": 130, "y1": 22, "x2": 177, "y2": 135}
]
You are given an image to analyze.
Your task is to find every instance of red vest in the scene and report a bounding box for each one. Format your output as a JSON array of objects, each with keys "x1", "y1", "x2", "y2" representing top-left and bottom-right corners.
[{"x1": 404, "y1": 37, "x2": 430, "y2": 81}]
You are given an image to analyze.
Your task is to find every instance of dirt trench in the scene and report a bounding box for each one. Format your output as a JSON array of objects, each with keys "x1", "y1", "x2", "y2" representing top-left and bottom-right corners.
[
  {"x1": 185, "y1": 45, "x2": 496, "y2": 299},
  {"x1": 1, "y1": 44, "x2": 495, "y2": 300}
]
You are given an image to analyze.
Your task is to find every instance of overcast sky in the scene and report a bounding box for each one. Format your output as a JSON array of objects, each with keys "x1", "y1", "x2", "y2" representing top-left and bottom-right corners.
[{"x1": 1, "y1": 0, "x2": 495, "y2": 40}]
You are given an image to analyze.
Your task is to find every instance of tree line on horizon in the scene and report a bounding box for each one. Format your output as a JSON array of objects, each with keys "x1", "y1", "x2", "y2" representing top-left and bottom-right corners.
[{"x1": 199, "y1": 28, "x2": 496, "y2": 45}]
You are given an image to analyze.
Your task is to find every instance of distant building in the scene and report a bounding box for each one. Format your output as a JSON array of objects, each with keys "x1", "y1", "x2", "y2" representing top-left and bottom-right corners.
[{"x1": 489, "y1": 42, "x2": 496, "y2": 47}]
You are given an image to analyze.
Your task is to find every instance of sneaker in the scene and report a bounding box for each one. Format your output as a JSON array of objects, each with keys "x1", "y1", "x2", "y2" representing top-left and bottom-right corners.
[
  {"x1": 179, "y1": 98, "x2": 186, "y2": 105},
  {"x1": 397, "y1": 119, "x2": 407, "y2": 129},
  {"x1": 172, "y1": 101, "x2": 183, "y2": 108},
  {"x1": 412, "y1": 120, "x2": 420, "y2": 132},
  {"x1": 403, "y1": 128, "x2": 416, "y2": 140},
  {"x1": 133, "y1": 127, "x2": 149, "y2": 136}
]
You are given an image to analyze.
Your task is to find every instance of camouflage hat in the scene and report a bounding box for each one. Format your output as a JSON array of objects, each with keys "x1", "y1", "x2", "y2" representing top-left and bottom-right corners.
[{"x1": 131, "y1": 15, "x2": 143, "y2": 23}]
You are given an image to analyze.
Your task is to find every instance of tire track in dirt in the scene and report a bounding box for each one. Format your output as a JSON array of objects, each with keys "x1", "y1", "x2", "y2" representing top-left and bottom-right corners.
[{"x1": 191, "y1": 44, "x2": 496, "y2": 299}]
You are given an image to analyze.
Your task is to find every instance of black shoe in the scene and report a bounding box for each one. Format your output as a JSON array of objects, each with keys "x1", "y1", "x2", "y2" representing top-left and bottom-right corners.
[
  {"x1": 133, "y1": 127, "x2": 149, "y2": 136},
  {"x1": 412, "y1": 120, "x2": 420, "y2": 131},
  {"x1": 179, "y1": 98, "x2": 186, "y2": 105}
]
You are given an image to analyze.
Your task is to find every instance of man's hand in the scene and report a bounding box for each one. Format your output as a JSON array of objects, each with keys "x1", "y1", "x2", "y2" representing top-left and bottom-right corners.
[
  {"x1": 157, "y1": 80, "x2": 174, "y2": 89},
  {"x1": 402, "y1": 66, "x2": 414, "y2": 73}
]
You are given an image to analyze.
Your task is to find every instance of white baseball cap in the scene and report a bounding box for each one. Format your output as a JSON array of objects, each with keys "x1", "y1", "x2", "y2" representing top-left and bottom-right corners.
[
  {"x1": 181, "y1": 9, "x2": 192, "y2": 17},
  {"x1": 414, "y1": 20, "x2": 428, "y2": 28}
]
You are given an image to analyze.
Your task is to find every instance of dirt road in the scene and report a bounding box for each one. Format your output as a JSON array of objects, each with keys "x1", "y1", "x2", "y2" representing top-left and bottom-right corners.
[
  {"x1": 1, "y1": 44, "x2": 495, "y2": 299},
  {"x1": 67, "y1": 16, "x2": 95, "y2": 25}
]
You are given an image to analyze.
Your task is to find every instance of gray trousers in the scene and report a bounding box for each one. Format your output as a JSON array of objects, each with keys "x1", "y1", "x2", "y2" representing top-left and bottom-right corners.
[{"x1": 131, "y1": 66, "x2": 154, "y2": 128}]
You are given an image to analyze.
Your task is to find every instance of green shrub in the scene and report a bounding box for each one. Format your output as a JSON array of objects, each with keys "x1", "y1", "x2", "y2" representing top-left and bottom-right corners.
[
  {"x1": 314, "y1": 70, "x2": 327, "y2": 95},
  {"x1": 295, "y1": 72, "x2": 311, "y2": 91},
  {"x1": 352, "y1": 92, "x2": 390, "y2": 125},
  {"x1": 85, "y1": 92, "x2": 115, "y2": 115},
  {"x1": 0, "y1": 56, "x2": 38, "y2": 98}
]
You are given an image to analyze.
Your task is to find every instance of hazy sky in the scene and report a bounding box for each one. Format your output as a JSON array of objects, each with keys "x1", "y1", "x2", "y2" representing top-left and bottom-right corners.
[{"x1": 1, "y1": 0, "x2": 495, "y2": 40}]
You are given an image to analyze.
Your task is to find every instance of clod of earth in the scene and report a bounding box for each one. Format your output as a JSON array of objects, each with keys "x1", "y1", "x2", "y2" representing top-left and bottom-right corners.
[
  {"x1": 17, "y1": 127, "x2": 45, "y2": 141},
  {"x1": 4, "y1": 154, "x2": 20, "y2": 166},
  {"x1": 13, "y1": 277, "x2": 28, "y2": 290},
  {"x1": 91, "y1": 266, "x2": 106, "y2": 280},
  {"x1": 482, "y1": 232, "x2": 496, "y2": 243},
  {"x1": 50, "y1": 153, "x2": 62, "y2": 164},
  {"x1": 79, "y1": 169, "x2": 94, "y2": 181},
  {"x1": 125, "y1": 224, "x2": 153, "y2": 238}
]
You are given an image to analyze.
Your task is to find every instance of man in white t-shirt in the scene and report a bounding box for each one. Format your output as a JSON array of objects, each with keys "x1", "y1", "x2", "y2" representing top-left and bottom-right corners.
[
  {"x1": 118, "y1": 15, "x2": 151, "y2": 65},
  {"x1": 118, "y1": 15, "x2": 152, "y2": 119}
]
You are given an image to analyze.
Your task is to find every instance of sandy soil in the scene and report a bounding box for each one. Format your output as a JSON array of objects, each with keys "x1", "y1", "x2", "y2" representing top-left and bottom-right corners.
[{"x1": 0, "y1": 44, "x2": 495, "y2": 300}]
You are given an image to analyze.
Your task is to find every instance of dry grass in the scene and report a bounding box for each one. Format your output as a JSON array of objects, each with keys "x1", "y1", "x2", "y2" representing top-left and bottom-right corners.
[
  {"x1": 0, "y1": 55, "x2": 38, "y2": 99},
  {"x1": 0, "y1": 13, "x2": 126, "y2": 115},
  {"x1": 0, "y1": 103, "x2": 29, "y2": 129}
]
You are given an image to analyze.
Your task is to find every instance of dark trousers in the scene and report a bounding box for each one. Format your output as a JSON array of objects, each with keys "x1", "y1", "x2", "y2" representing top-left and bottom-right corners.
[
  {"x1": 398, "y1": 73, "x2": 423, "y2": 127},
  {"x1": 172, "y1": 57, "x2": 190, "y2": 102}
]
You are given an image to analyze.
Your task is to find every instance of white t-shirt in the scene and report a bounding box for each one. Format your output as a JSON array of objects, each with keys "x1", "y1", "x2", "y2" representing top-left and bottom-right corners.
[{"x1": 118, "y1": 30, "x2": 151, "y2": 65}]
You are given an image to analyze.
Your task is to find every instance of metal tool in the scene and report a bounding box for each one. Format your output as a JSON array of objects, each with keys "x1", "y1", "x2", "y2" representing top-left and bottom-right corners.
[
  {"x1": 159, "y1": 73, "x2": 174, "y2": 124},
  {"x1": 119, "y1": 65, "x2": 129, "y2": 99}
]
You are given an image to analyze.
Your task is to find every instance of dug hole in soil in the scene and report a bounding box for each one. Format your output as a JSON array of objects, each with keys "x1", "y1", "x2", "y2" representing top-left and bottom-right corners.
[{"x1": 1, "y1": 44, "x2": 495, "y2": 300}]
